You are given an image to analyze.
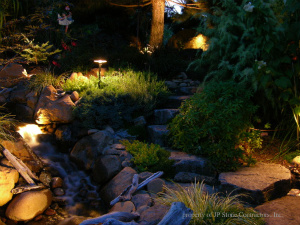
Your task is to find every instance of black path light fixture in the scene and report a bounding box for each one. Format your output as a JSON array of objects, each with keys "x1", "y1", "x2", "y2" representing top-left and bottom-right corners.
[{"x1": 94, "y1": 59, "x2": 107, "y2": 88}]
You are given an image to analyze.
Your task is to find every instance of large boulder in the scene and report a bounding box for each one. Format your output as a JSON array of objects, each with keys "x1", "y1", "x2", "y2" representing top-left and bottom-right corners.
[
  {"x1": 0, "y1": 64, "x2": 27, "y2": 88},
  {"x1": 0, "y1": 163, "x2": 19, "y2": 206},
  {"x1": 100, "y1": 167, "x2": 137, "y2": 205},
  {"x1": 255, "y1": 196, "x2": 300, "y2": 225},
  {"x1": 34, "y1": 86, "x2": 74, "y2": 124},
  {"x1": 219, "y1": 163, "x2": 292, "y2": 204},
  {"x1": 5, "y1": 189, "x2": 52, "y2": 221},
  {"x1": 70, "y1": 130, "x2": 113, "y2": 170},
  {"x1": 92, "y1": 155, "x2": 122, "y2": 184}
]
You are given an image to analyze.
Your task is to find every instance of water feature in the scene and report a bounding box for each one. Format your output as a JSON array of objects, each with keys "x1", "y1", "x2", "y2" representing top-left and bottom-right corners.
[{"x1": 17, "y1": 124, "x2": 105, "y2": 217}]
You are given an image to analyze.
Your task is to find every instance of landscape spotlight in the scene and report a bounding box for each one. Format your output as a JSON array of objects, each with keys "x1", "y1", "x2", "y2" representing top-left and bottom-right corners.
[{"x1": 94, "y1": 59, "x2": 107, "y2": 88}]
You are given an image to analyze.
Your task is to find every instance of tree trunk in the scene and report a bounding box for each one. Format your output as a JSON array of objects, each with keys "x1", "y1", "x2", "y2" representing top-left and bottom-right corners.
[{"x1": 149, "y1": 0, "x2": 165, "y2": 49}]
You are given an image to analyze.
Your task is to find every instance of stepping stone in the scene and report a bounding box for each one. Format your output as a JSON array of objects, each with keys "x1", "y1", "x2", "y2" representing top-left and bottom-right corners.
[
  {"x1": 255, "y1": 196, "x2": 300, "y2": 225},
  {"x1": 154, "y1": 109, "x2": 180, "y2": 125},
  {"x1": 174, "y1": 172, "x2": 218, "y2": 186},
  {"x1": 169, "y1": 151, "x2": 216, "y2": 177},
  {"x1": 147, "y1": 125, "x2": 169, "y2": 146},
  {"x1": 219, "y1": 163, "x2": 292, "y2": 205},
  {"x1": 164, "y1": 95, "x2": 191, "y2": 109}
]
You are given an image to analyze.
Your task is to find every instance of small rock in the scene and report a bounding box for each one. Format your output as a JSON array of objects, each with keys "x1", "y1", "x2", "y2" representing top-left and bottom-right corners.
[
  {"x1": 51, "y1": 177, "x2": 64, "y2": 189},
  {"x1": 131, "y1": 194, "x2": 152, "y2": 210},
  {"x1": 292, "y1": 156, "x2": 300, "y2": 165},
  {"x1": 121, "y1": 160, "x2": 132, "y2": 168},
  {"x1": 138, "y1": 172, "x2": 153, "y2": 183},
  {"x1": 147, "y1": 178, "x2": 165, "y2": 194},
  {"x1": 70, "y1": 91, "x2": 79, "y2": 102},
  {"x1": 57, "y1": 216, "x2": 88, "y2": 225},
  {"x1": 39, "y1": 171, "x2": 52, "y2": 187},
  {"x1": 110, "y1": 201, "x2": 136, "y2": 213},
  {"x1": 53, "y1": 188, "x2": 65, "y2": 196},
  {"x1": 287, "y1": 189, "x2": 300, "y2": 196},
  {"x1": 111, "y1": 143, "x2": 126, "y2": 150},
  {"x1": 138, "y1": 204, "x2": 170, "y2": 225},
  {"x1": 44, "y1": 208, "x2": 56, "y2": 216},
  {"x1": 133, "y1": 116, "x2": 147, "y2": 126},
  {"x1": 179, "y1": 82, "x2": 187, "y2": 87},
  {"x1": 34, "y1": 215, "x2": 43, "y2": 221}
]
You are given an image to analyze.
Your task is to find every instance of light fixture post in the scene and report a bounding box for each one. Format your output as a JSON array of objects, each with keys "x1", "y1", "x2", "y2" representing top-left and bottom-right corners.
[{"x1": 94, "y1": 59, "x2": 107, "y2": 89}]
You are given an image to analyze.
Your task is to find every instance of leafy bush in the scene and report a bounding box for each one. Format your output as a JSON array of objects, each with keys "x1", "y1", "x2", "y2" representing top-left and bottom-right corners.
[
  {"x1": 121, "y1": 140, "x2": 174, "y2": 174},
  {"x1": 168, "y1": 80, "x2": 258, "y2": 171},
  {"x1": 28, "y1": 70, "x2": 65, "y2": 93},
  {"x1": 68, "y1": 68, "x2": 170, "y2": 130},
  {"x1": 158, "y1": 181, "x2": 265, "y2": 225}
]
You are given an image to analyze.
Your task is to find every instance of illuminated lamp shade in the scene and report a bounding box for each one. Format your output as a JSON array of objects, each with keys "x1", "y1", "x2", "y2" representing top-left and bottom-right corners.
[{"x1": 94, "y1": 59, "x2": 107, "y2": 88}]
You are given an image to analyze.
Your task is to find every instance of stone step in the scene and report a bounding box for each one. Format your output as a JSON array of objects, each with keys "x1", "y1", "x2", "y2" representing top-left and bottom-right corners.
[
  {"x1": 147, "y1": 125, "x2": 169, "y2": 146},
  {"x1": 219, "y1": 163, "x2": 292, "y2": 205},
  {"x1": 164, "y1": 95, "x2": 192, "y2": 109},
  {"x1": 169, "y1": 151, "x2": 216, "y2": 177},
  {"x1": 154, "y1": 109, "x2": 180, "y2": 125},
  {"x1": 255, "y1": 196, "x2": 300, "y2": 225}
]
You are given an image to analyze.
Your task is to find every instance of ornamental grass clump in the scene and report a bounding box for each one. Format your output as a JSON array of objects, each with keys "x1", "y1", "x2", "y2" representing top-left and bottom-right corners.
[
  {"x1": 158, "y1": 181, "x2": 265, "y2": 225},
  {"x1": 0, "y1": 106, "x2": 15, "y2": 141},
  {"x1": 27, "y1": 70, "x2": 65, "y2": 93}
]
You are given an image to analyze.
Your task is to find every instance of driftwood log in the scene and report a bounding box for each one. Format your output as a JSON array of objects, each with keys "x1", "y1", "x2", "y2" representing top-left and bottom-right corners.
[
  {"x1": 102, "y1": 218, "x2": 139, "y2": 225},
  {"x1": 79, "y1": 212, "x2": 140, "y2": 225},
  {"x1": 0, "y1": 144, "x2": 45, "y2": 194},
  {"x1": 110, "y1": 171, "x2": 164, "y2": 206},
  {"x1": 79, "y1": 202, "x2": 192, "y2": 225},
  {"x1": 157, "y1": 202, "x2": 193, "y2": 225},
  {"x1": 11, "y1": 183, "x2": 46, "y2": 194},
  {"x1": 0, "y1": 146, "x2": 36, "y2": 185}
]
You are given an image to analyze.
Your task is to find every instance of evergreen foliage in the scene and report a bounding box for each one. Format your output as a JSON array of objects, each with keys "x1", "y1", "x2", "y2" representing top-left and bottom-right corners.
[
  {"x1": 168, "y1": 80, "x2": 258, "y2": 171},
  {"x1": 20, "y1": 35, "x2": 61, "y2": 64}
]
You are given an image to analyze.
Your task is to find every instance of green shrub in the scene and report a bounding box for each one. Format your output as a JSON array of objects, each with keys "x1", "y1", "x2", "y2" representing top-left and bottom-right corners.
[
  {"x1": 168, "y1": 80, "x2": 258, "y2": 171},
  {"x1": 69, "y1": 68, "x2": 170, "y2": 130},
  {"x1": 121, "y1": 140, "x2": 174, "y2": 174},
  {"x1": 158, "y1": 181, "x2": 265, "y2": 225},
  {"x1": 28, "y1": 70, "x2": 65, "y2": 93}
]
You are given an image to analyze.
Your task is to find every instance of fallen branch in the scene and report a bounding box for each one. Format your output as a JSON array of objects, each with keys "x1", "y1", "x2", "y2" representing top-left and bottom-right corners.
[
  {"x1": 110, "y1": 174, "x2": 139, "y2": 206},
  {"x1": 79, "y1": 212, "x2": 140, "y2": 225},
  {"x1": 11, "y1": 183, "x2": 46, "y2": 194},
  {"x1": 102, "y1": 218, "x2": 139, "y2": 225},
  {"x1": 0, "y1": 144, "x2": 38, "y2": 186},
  {"x1": 110, "y1": 171, "x2": 163, "y2": 206},
  {"x1": 157, "y1": 202, "x2": 193, "y2": 225}
]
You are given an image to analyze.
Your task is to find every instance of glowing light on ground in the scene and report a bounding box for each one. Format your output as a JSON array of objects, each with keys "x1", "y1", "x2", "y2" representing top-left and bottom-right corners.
[{"x1": 17, "y1": 124, "x2": 43, "y2": 146}]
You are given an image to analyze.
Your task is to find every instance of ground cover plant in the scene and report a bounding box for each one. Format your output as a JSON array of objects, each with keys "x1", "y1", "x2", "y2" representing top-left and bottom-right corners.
[
  {"x1": 158, "y1": 181, "x2": 265, "y2": 225},
  {"x1": 62, "y1": 68, "x2": 170, "y2": 129},
  {"x1": 168, "y1": 80, "x2": 260, "y2": 171},
  {"x1": 121, "y1": 139, "x2": 174, "y2": 175}
]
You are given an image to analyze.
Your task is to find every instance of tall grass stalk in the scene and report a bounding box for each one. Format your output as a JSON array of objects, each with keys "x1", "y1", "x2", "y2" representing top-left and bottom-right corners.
[
  {"x1": 158, "y1": 181, "x2": 265, "y2": 225},
  {"x1": 0, "y1": 106, "x2": 15, "y2": 141},
  {"x1": 28, "y1": 70, "x2": 65, "y2": 93}
]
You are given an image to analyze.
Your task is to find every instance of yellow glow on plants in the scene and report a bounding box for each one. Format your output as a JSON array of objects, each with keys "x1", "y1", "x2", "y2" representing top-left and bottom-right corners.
[{"x1": 186, "y1": 34, "x2": 209, "y2": 51}]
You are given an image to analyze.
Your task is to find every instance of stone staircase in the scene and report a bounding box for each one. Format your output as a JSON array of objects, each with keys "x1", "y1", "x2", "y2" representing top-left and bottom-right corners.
[
  {"x1": 147, "y1": 77, "x2": 200, "y2": 147},
  {"x1": 145, "y1": 77, "x2": 298, "y2": 224}
]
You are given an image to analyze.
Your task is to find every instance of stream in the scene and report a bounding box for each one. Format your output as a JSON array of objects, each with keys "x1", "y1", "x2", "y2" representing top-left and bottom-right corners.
[{"x1": 17, "y1": 124, "x2": 106, "y2": 217}]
